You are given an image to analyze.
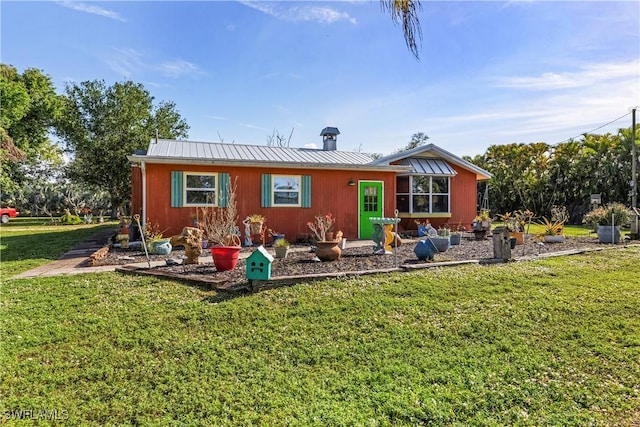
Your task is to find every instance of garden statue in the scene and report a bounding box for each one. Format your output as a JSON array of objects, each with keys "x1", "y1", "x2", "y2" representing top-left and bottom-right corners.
[
  {"x1": 243, "y1": 217, "x2": 252, "y2": 247},
  {"x1": 170, "y1": 226, "x2": 204, "y2": 264}
]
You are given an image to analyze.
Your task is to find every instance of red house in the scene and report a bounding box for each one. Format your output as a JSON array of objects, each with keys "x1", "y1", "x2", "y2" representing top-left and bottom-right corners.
[{"x1": 128, "y1": 128, "x2": 491, "y2": 241}]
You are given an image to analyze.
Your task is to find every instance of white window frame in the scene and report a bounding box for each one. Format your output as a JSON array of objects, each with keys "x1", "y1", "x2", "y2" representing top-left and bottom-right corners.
[
  {"x1": 183, "y1": 172, "x2": 218, "y2": 207},
  {"x1": 397, "y1": 175, "x2": 450, "y2": 214},
  {"x1": 272, "y1": 174, "x2": 301, "y2": 207}
]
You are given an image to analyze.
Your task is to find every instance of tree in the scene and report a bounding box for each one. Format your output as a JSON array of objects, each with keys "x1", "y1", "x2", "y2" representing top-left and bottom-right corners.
[
  {"x1": 394, "y1": 131, "x2": 430, "y2": 153},
  {"x1": 56, "y1": 80, "x2": 189, "y2": 216},
  {"x1": 381, "y1": 0, "x2": 423, "y2": 59},
  {"x1": 0, "y1": 64, "x2": 63, "y2": 198},
  {"x1": 266, "y1": 128, "x2": 295, "y2": 147}
]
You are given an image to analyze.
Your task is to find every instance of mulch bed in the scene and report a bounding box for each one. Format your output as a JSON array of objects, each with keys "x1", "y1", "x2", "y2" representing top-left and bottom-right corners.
[{"x1": 94, "y1": 234, "x2": 617, "y2": 292}]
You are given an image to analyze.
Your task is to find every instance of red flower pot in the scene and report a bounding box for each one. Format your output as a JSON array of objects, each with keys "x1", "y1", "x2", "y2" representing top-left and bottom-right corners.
[{"x1": 210, "y1": 246, "x2": 241, "y2": 271}]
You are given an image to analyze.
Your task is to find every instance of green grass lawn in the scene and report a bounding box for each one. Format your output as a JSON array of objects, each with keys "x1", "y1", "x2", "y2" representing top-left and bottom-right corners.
[
  {"x1": 0, "y1": 217, "x2": 118, "y2": 277},
  {"x1": 1, "y1": 236, "x2": 639, "y2": 425}
]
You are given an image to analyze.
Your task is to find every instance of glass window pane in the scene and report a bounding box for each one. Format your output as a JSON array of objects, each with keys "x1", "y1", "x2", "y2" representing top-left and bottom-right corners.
[
  {"x1": 412, "y1": 176, "x2": 430, "y2": 193},
  {"x1": 432, "y1": 195, "x2": 448, "y2": 212},
  {"x1": 412, "y1": 195, "x2": 429, "y2": 212},
  {"x1": 186, "y1": 190, "x2": 217, "y2": 205},
  {"x1": 432, "y1": 177, "x2": 449, "y2": 193},
  {"x1": 396, "y1": 195, "x2": 409, "y2": 212},
  {"x1": 274, "y1": 192, "x2": 299, "y2": 205},
  {"x1": 186, "y1": 174, "x2": 215, "y2": 189}
]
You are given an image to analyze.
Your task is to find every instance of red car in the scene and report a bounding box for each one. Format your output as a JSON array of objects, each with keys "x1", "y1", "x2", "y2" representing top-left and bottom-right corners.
[{"x1": 0, "y1": 207, "x2": 18, "y2": 223}]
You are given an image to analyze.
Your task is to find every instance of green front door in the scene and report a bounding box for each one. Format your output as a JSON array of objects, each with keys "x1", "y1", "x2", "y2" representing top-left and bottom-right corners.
[{"x1": 359, "y1": 181, "x2": 384, "y2": 239}]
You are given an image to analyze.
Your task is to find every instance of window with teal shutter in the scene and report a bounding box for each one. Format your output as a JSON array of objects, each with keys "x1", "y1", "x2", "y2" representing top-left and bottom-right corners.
[
  {"x1": 261, "y1": 174, "x2": 311, "y2": 208},
  {"x1": 171, "y1": 171, "x2": 183, "y2": 207}
]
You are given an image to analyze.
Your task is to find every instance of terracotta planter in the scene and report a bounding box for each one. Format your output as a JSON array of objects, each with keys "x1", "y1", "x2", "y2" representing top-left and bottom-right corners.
[
  {"x1": 315, "y1": 241, "x2": 341, "y2": 261},
  {"x1": 324, "y1": 232, "x2": 334, "y2": 241},
  {"x1": 250, "y1": 222, "x2": 263, "y2": 234},
  {"x1": 211, "y1": 246, "x2": 241, "y2": 271},
  {"x1": 510, "y1": 231, "x2": 524, "y2": 245}
]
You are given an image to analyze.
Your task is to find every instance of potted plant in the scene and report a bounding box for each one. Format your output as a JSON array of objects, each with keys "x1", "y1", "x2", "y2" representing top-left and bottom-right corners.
[
  {"x1": 582, "y1": 202, "x2": 631, "y2": 244},
  {"x1": 448, "y1": 221, "x2": 465, "y2": 245},
  {"x1": 273, "y1": 238, "x2": 290, "y2": 259},
  {"x1": 144, "y1": 218, "x2": 172, "y2": 255},
  {"x1": 248, "y1": 213, "x2": 266, "y2": 235},
  {"x1": 200, "y1": 178, "x2": 242, "y2": 271},
  {"x1": 550, "y1": 206, "x2": 568, "y2": 235},
  {"x1": 538, "y1": 217, "x2": 566, "y2": 243},
  {"x1": 307, "y1": 212, "x2": 341, "y2": 261},
  {"x1": 430, "y1": 227, "x2": 450, "y2": 252}
]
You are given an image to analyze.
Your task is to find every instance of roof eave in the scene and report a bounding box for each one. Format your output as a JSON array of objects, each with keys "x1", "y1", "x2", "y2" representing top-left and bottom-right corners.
[{"x1": 127, "y1": 155, "x2": 411, "y2": 173}]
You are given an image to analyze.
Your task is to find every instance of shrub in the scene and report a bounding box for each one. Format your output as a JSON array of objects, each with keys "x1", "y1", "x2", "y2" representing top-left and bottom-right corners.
[{"x1": 582, "y1": 202, "x2": 631, "y2": 226}]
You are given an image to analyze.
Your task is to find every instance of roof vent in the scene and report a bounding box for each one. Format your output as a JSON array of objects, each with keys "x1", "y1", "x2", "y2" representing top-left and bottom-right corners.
[{"x1": 320, "y1": 127, "x2": 340, "y2": 151}]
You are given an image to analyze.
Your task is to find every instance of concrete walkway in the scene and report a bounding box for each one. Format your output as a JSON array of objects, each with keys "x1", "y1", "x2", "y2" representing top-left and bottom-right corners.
[{"x1": 12, "y1": 230, "x2": 379, "y2": 279}]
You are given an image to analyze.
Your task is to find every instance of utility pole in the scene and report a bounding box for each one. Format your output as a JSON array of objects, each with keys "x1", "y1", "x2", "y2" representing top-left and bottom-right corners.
[{"x1": 633, "y1": 107, "x2": 637, "y2": 208}]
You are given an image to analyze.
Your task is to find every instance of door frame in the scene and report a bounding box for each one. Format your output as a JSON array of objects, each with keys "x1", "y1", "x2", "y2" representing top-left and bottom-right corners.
[{"x1": 358, "y1": 180, "x2": 384, "y2": 239}]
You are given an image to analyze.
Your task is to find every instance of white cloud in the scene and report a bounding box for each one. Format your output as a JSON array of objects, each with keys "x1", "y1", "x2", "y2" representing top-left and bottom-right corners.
[
  {"x1": 56, "y1": 1, "x2": 125, "y2": 22},
  {"x1": 157, "y1": 60, "x2": 206, "y2": 78},
  {"x1": 103, "y1": 48, "x2": 205, "y2": 79},
  {"x1": 238, "y1": 1, "x2": 356, "y2": 24},
  {"x1": 495, "y1": 59, "x2": 639, "y2": 90}
]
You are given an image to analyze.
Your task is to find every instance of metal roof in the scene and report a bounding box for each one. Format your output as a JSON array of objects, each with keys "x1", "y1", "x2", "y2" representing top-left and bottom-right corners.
[
  {"x1": 398, "y1": 158, "x2": 457, "y2": 176},
  {"x1": 143, "y1": 139, "x2": 375, "y2": 165},
  {"x1": 372, "y1": 143, "x2": 492, "y2": 180}
]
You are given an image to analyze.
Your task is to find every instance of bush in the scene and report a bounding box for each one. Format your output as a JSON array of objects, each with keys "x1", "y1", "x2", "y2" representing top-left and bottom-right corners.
[
  {"x1": 60, "y1": 211, "x2": 83, "y2": 225},
  {"x1": 582, "y1": 202, "x2": 631, "y2": 226}
]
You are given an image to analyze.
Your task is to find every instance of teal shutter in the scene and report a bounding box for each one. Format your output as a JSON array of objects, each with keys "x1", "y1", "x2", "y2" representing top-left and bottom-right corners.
[
  {"x1": 218, "y1": 173, "x2": 230, "y2": 208},
  {"x1": 261, "y1": 174, "x2": 272, "y2": 207},
  {"x1": 171, "y1": 171, "x2": 183, "y2": 207},
  {"x1": 301, "y1": 175, "x2": 311, "y2": 208}
]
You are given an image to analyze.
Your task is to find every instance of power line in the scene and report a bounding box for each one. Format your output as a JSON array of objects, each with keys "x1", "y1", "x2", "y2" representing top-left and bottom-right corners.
[{"x1": 552, "y1": 111, "x2": 633, "y2": 146}]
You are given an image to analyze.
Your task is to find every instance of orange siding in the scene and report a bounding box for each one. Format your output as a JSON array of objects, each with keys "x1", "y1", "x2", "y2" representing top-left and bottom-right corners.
[
  {"x1": 138, "y1": 163, "x2": 396, "y2": 241},
  {"x1": 449, "y1": 165, "x2": 479, "y2": 229}
]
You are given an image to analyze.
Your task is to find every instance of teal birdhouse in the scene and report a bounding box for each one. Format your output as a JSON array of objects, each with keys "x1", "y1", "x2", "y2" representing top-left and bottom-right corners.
[{"x1": 246, "y1": 246, "x2": 274, "y2": 281}]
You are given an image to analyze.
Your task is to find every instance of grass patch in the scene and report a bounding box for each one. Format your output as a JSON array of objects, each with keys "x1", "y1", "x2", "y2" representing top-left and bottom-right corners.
[
  {"x1": 0, "y1": 218, "x2": 117, "y2": 277},
  {"x1": 2, "y1": 247, "x2": 639, "y2": 425}
]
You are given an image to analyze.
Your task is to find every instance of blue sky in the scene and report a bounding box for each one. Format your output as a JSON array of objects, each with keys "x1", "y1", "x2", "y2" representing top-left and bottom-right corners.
[{"x1": 2, "y1": 0, "x2": 639, "y2": 157}]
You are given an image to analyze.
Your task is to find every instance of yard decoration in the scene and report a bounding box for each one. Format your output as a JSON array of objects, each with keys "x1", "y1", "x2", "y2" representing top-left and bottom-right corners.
[
  {"x1": 414, "y1": 238, "x2": 439, "y2": 261},
  {"x1": 246, "y1": 246, "x2": 274, "y2": 283},
  {"x1": 370, "y1": 217, "x2": 401, "y2": 254},
  {"x1": 472, "y1": 210, "x2": 491, "y2": 239},
  {"x1": 170, "y1": 226, "x2": 204, "y2": 264},
  {"x1": 315, "y1": 231, "x2": 343, "y2": 261},
  {"x1": 583, "y1": 202, "x2": 631, "y2": 244}
]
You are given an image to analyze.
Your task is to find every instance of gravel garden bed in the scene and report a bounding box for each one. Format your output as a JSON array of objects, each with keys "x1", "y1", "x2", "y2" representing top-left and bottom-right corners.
[{"x1": 95, "y1": 234, "x2": 614, "y2": 291}]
